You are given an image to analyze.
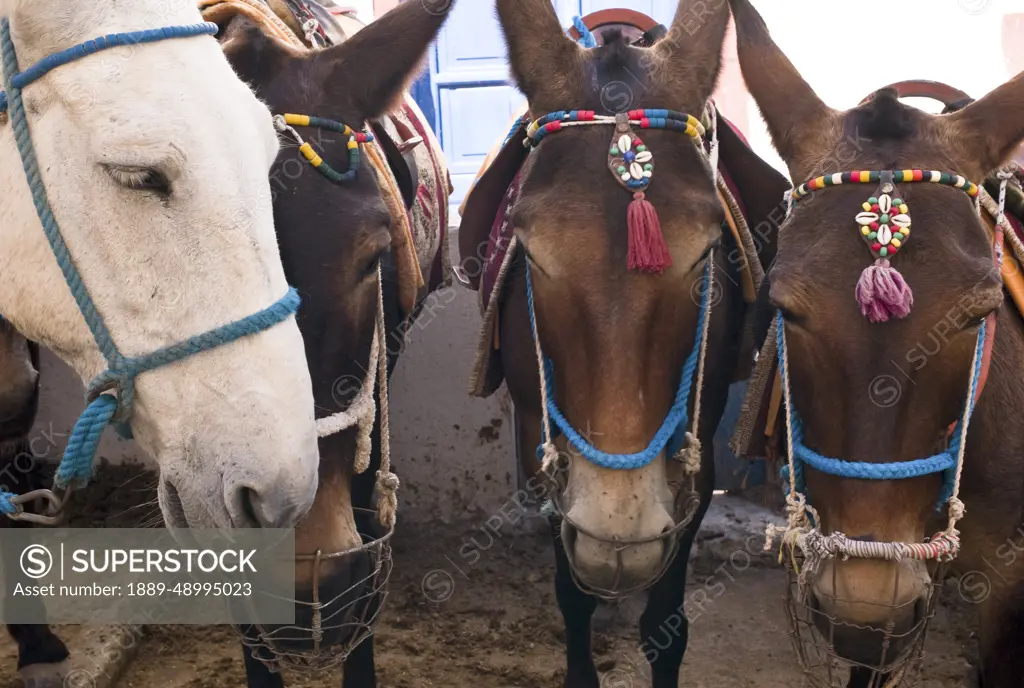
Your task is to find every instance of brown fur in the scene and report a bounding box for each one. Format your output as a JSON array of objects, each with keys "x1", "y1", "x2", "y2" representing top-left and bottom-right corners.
[
  {"x1": 211, "y1": 0, "x2": 453, "y2": 667},
  {"x1": 486, "y1": 1, "x2": 787, "y2": 684},
  {"x1": 731, "y1": 0, "x2": 1024, "y2": 682}
]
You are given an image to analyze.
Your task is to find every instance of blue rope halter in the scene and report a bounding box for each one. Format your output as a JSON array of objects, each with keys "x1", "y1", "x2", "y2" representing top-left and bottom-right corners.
[
  {"x1": 0, "y1": 20, "x2": 302, "y2": 518},
  {"x1": 775, "y1": 310, "x2": 986, "y2": 510},
  {"x1": 525, "y1": 257, "x2": 713, "y2": 470}
]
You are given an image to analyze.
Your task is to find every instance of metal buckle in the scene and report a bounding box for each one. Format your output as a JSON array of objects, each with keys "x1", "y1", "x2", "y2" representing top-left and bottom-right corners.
[{"x1": 7, "y1": 488, "x2": 65, "y2": 525}]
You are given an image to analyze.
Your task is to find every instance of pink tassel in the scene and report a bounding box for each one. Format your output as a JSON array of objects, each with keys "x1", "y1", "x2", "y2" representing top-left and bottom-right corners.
[
  {"x1": 855, "y1": 258, "x2": 914, "y2": 323},
  {"x1": 627, "y1": 192, "x2": 672, "y2": 273}
]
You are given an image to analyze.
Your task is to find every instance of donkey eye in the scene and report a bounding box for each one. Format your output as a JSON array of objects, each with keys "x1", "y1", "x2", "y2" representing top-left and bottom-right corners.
[
  {"x1": 361, "y1": 251, "x2": 384, "y2": 280},
  {"x1": 103, "y1": 165, "x2": 172, "y2": 196}
]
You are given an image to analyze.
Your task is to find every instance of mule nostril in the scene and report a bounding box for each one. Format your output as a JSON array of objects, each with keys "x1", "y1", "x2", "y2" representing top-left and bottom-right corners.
[{"x1": 230, "y1": 487, "x2": 266, "y2": 528}]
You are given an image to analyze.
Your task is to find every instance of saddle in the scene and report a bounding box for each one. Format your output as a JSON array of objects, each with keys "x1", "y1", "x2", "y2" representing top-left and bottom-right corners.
[
  {"x1": 459, "y1": 11, "x2": 767, "y2": 399},
  {"x1": 198, "y1": 0, "x2": 454, "y2": 316},
  {"x1": 730, "y1": 80, "x2": 1024, "y2": 464}
]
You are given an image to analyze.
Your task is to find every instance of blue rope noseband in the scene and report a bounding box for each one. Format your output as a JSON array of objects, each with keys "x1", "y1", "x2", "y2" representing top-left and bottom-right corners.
[
  {"x1": 776, "y1": 310, "x2": 985, "y2": 510},
  {"x1": 525, "y1": 257, "x2": 712, "y2": 470},
  {"x1": 0, "y1": 19, "x2": 301, "y2": 518}
]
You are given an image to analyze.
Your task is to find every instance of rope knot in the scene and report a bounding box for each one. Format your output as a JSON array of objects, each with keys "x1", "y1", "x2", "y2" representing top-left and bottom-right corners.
[
  {"x1": 633, "y1": 191, "x2": 646, "y2": 202},
  {"x1": 677, "y1": 431, "x2": 702, "y2": 475},
  {"x1": 946, "y1": 496, "x2": 966, "y2": 522},
  {"x1": 376, "y1": 470, "x2": 400, "y2": 494}
]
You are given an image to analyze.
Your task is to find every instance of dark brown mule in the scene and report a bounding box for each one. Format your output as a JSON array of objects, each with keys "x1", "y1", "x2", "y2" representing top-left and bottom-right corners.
[
  {"x1": 216, "y1": 1, "x2": 453, "y2": 685},
  {"x1": 0, "y1": 322, "x2": 73, "y2": 687},
  {"x1": 476, "y1": 2, "x2": 789, "y2": 685},
  {"x1": 730, "y1": 1, "x2": 1024, "y2": 686}
]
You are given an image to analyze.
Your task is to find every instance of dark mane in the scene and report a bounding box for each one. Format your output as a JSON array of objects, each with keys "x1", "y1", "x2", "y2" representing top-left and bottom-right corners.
[{"x1": 846, "y1": 88, "x2": 917, "y2": 141}]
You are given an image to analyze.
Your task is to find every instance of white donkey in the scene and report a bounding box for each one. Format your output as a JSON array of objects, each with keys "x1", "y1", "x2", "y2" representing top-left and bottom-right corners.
[{"x1": 0, "y1": 0, "x2": 320, "y2": 529}]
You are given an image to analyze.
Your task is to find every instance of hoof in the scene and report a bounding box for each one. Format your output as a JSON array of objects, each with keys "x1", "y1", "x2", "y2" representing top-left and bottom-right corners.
[{"x1": 19, "y1": 660, "x2": 71, "y2": 688}]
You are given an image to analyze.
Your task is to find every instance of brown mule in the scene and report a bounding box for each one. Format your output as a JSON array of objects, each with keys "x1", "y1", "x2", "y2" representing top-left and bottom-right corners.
[
  {"x1": 209, "y1": 1, "x2": 454, "y2": 685},
  {"x1": 730, "y1": 0, "x2": 1024, "y2": 686},
  {"x1": 459, "y1": 2, "x2": 790, "y2": 686}
]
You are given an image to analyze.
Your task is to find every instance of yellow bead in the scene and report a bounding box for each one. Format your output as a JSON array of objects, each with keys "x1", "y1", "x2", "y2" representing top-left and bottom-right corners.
[
  {"x1": 861, "y1": 226, "x2": 871, "y2": 236},
  {"x1": 902, "y1": 227, "x2": 911, "y2": 235},
  {"x1": 285, "y1": 114, "x2": 310, "y2": 127},
  {"x1": 862, "y1": 202, "x2": 872, "y2": 211},
  {"x1": 891, "y1": 238, "x2": 901, "y2": 248},
  {"x1": 903, "y1": 169, "x2": 915, "y2": 181},
  {"x1": 347, "y1": 140, "x2": 359, "y2": 150},
  {"x1": 899, "y1": 204, "x2": 909, "y2": 214},
  {"x1": 860, "y1": 171, "x2": 871, "y2": 182}
]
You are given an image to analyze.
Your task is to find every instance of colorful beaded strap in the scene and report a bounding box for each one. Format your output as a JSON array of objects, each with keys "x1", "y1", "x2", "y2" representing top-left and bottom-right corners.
[
  {"x1": 792, "y1": 168, "x2": 980, "y2": 201},
  {"x1": 273, "y1": 113, "x2": 374, "y2": 183},
  {"x1": 790, "y1": 169, "x2": 981, "y2": 323},
  {"x1": 523, "y1": 108, "x2": 707, "y2": 273}
]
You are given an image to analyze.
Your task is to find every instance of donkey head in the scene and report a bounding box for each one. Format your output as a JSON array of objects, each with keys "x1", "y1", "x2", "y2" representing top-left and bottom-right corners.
[
  {"x1": 215, "y1": 0, "x2": 451, "y2": 653},
  {"x1": 731, "y1": 0, "x2": 1024, "y2": 666},
  {"x1": 499, "y1": 0, "x2": 736, "y2": 593}
]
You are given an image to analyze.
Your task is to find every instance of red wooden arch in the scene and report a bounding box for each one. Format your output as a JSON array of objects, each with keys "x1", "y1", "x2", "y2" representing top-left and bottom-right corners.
[{"x1": 567, "y1": 8, "x2": 660, "y2": 43}]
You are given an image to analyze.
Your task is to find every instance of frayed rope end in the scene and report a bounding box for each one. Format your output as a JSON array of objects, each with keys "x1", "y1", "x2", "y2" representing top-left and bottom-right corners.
[{"x1": 855, "y1": 258, "x2": 913, "y2": 323}]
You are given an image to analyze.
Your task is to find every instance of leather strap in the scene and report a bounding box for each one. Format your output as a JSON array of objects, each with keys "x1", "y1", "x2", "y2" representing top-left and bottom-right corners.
[{"x1": 859, "y1": 80, "x2": 972, "y2": 108}]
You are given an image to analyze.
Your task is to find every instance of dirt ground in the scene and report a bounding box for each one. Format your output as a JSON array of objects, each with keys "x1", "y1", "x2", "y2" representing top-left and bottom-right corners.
[{"x1": 2, "y1": 464, "x2": 977, "y2": 687}]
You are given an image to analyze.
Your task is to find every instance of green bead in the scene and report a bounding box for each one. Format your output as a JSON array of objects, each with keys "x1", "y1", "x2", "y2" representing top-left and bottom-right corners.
[
  {"x1": 894, "y1": 233, "x2": 904, "y2": 241},
  {"x1": 868, "y1": 232, "x2": 877, "y2": 240},
  {"x1": 880, "y1": 246, "x2": 888, "y2": 257},
  {"x1": 617, "y1": 166, "x2": 626, "y2": 174},
  {"x1": 637, "y1": 145, "x2": 647, "y2": 152},
  {"x1": 644, "y1": 164, "x2": 653, "y2": 171},
  {"x1": 868, "y1": 196, "x2": 878, "y2": 204},
  {"x1": 893, "y1": 198, "x2": 903, "y2": 205},
  {"x1": 611, "y1": 147, "x2": 620, "y2": 155},
  {"x1": 880, "y1": 214, "x2": 890, "y2": 223}
]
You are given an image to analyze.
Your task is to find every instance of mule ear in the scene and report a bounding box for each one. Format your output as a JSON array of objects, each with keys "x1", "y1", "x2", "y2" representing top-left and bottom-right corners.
[
  {"x1": 649, "y1": 0, "x2": 732, "y2": 108},
  {"x1": 216, "y1": 14, "x2": 295, "y2": 89},
  {"x1": 944, "y1": 71, "x2": 1024, "y2": 179},
  {"x1": 728, "y1": 0, "x2": 841, "y2": 180},
  {"x1": 314, "y1": 0, "x2": 455, "y2": 120},
  {"x1": 496, "y1": 0, "x2": 584, "y2": 108}
]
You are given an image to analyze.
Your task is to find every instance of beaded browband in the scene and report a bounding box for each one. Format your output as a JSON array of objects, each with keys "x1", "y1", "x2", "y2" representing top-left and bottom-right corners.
[
  {"x1": 523, "y1": 108, "x2": 708, "y2": 273},
  {"x1": 273, "y1": 113, "x2": 374, "y2": 183},
  {"x1": 789, "y1": 168, "x2": 982, "y2": 323}
]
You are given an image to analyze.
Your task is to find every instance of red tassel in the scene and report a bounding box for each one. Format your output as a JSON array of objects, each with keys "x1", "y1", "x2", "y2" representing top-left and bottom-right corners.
[{"x1": 627, "y1": 191, "x2": 672, "y2": 273}]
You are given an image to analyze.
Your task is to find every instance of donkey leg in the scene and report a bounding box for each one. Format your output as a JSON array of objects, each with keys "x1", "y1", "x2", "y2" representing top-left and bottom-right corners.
[
  {"x1": 977, "y1": 579, "x2": 1024, "y2": 688},
  {"x1": 552, "y1": 530, "x2": 599, "y2": 688},
  {"x1": 241, "y1": 643, "x2": 285, "y2": 688},
  {"x1": 638, "y1": 527, "x2": 701, "y2": 688},
  {"x1": 341, "y1": 635, "x2": 376, "y2": 688},
  {"x1": 1, "y1": 466, "x2": 70, "y2": 685}
]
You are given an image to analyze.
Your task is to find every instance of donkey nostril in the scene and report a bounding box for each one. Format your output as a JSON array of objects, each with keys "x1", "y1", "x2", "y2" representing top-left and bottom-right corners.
[{"x1": 236, "y1": 487, "x2": 263, "y2": 528}]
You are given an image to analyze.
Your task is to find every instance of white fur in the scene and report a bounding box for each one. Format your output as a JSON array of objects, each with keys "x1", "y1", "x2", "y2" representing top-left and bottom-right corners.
[{"x1": 0, "y1": 0, "x2": 320, "y2": 528}]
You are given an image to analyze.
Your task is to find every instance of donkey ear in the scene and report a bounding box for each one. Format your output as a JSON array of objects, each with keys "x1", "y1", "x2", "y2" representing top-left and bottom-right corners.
[
  {"x1": 217, "y1": 14, "x2": 294, "y2": 88},
  {"x1": 496, "y1": 0, "x2": 584, "y2": 108},
  {"x1": 728, "y1": 0, "x2": 840, "y2": 180},
  {"x1": 649, "y1": 0, "x2": 732, "y2": 108},
  {"x1": 314, "y1": 0, "x2": 455, "y2": 121},
  {"x1": 944, "y1": 71, "x2": 1024, "y2": 179}
]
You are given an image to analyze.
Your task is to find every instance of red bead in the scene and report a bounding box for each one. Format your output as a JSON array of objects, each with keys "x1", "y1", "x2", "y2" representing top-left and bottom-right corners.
[
  {"x1": 546, "y1": 121, "x2": 561, "y2": 132},
  {"x1": 629, "y1": 109, "x2": 642, "y2": 119},
  {"x1": 870, "y1": 221, "x2": 879, "y2": 230},
  {"x1": 851, "y1": 170, "x2": 861, "y2": 181},
  {"x1": 640, "y1": 118, "x2": 650, "y2": 128},
  {"x1": 889, "y1": 246, "x2": 898, "y2": 254},
  {"x1": 871, "y1": 242, "x2": 882, "y2": 252},
  {"x1": 871, "y1": 204, "x2": 879, "y2": 212},
  {"x1": 913, "y1": 169, "x2": 923, "y2": 181},
  {"x1": 634, "y1": 138, "x2": 643, "y2": 146}
]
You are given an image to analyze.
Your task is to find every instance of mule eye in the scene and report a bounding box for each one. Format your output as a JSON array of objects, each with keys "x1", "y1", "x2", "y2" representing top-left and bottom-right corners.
[
  {"x1": 103, "y1": 165, "x2": 172, "y2": 196},
  {"x1": 361, "y1": 251, "x2": 384, "y2": 280}
]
